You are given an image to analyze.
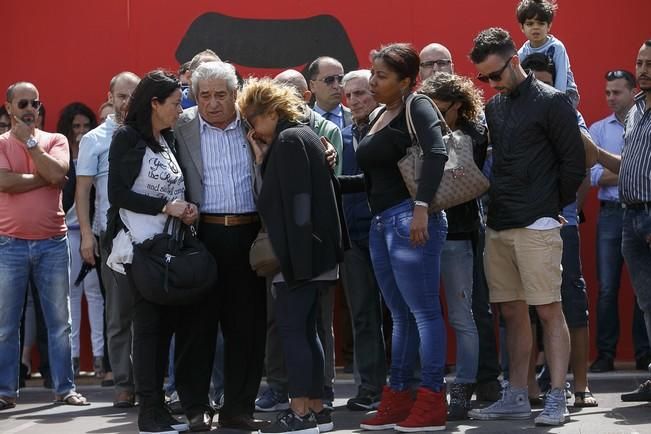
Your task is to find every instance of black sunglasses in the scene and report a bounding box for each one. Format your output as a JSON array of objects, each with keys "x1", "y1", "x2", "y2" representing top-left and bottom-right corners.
[
  {"x1": 314, "y1": 74, "x2": 344, "y2": 86},
  {"x1": 477, "y1": 56, "x2": 514, "y2": 83},
  {"x1": 17, "y1": 99, "x2": 41, "y2": 110},
  {"x1": 605, "y1": 70, "x2": 634, "y2": 81},
  {"x1": 420, "y1": 59, "x2": 452, "y2": 69}
]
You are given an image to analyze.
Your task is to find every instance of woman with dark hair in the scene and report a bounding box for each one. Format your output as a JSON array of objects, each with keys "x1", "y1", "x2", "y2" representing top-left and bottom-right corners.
[
  {"x1": 106, "y1": 70, "x2": 197, "y2": 434},
  {"x1": 418, "y1": 72, "x2": 488, "y2": 420},
  {"x1": 238, "y1": 77, "x2": 344, "y2": 434},
  {"x1": 57, "y1": 102, "x2": 97, "y2": 154},
  {"x1": 56, "y1": 103, "x2": 106, "y2": 378},
  {"x1": 348, "y1": 43, "x2": 448, "y2": 432}
]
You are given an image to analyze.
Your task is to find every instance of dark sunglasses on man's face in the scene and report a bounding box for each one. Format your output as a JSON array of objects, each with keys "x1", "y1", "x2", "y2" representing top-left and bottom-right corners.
[
  {"x1": 17, "y1": 99, "x2": 41, "y2": 110},
  {"x1": 314, "y1": 74, "x2": 344, "y2": 86},
  {"x1": 476, "y1": 56, "x2": 514, "y2": 83}
]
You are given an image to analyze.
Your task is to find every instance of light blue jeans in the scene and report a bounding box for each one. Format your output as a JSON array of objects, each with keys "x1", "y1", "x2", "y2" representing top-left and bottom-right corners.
[
  {"x1": 440, "y1": 239, "x2": 479, "y2": 384},
  {"x1": 0, "y1": 234, "x2": 75, "y2": 398},
  {"x1": 369, "y1": 200, "x2": 448, "y2": 392}
]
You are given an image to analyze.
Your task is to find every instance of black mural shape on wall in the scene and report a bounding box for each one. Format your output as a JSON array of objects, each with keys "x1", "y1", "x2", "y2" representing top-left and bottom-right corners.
[{"x1": 175, "y1": 12, "x2": 359, "y2": 74}]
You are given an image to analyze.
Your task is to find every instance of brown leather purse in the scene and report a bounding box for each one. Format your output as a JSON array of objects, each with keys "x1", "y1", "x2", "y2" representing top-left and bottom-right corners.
[{"x1": 398, "y1": 93, "x2": 489, "y2": 212}]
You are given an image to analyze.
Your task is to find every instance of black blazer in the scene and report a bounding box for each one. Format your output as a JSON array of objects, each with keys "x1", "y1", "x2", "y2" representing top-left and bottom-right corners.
[
  {"x1": 258, "y1": 122, "x2": 346, "y2": 288},
  {"x1": 105, "y1": 125, "x2": 175, "y2": 246}
]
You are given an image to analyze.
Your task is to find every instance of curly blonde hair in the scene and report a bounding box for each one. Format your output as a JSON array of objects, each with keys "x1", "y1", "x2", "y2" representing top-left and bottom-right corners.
[
  {"x1": 237, "y1": 77, "x2": 305, "y2": 123},
  {"x1": 418, "y1": 72, "x2": 484, "y2": 124}
]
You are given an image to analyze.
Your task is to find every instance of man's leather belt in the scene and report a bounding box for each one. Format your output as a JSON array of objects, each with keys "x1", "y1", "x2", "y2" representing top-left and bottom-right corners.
[
  {"x1": 623, "y1": 202, "x2": 651, "y2": 211},
  {"x1": 200, "y1": 214, "x2": 259, "y2": 226}
]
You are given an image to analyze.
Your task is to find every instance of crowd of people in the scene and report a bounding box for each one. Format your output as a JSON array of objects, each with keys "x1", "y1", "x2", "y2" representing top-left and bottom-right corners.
[{"x1": 1, "y1": 0, "x2": 651, "y2": 433}]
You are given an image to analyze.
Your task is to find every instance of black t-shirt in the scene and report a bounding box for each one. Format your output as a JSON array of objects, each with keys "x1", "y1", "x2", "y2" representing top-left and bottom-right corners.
[{"x1": 356, "y1": 96, "x2": 447, "y2": 215}]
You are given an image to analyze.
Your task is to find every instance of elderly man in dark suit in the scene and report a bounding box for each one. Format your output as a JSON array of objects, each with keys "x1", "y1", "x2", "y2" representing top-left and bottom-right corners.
[{"x1": 174, "y1": 60, "x2": 268, "y2": 432}]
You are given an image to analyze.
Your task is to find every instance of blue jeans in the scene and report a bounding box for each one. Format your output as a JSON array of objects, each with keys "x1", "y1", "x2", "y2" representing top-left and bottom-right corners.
[
  {"x1": 0, "y1": 234, "x2": 75, "y2": 398},
  {"x1": 369, "y1": 200, "x2": 447, "y2": 392},
  {"x1": 596, "y1": 206, "x2": 650, "y2": 359},
  {"x1": 440, "y1": 239, "x2": 478, "y2": 384},
  {"x1": 622, "y1": 208, "x2": 651, "y2": 347}
]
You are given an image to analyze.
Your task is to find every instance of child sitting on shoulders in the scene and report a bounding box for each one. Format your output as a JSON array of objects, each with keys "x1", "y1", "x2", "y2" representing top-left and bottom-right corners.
[{"x1": 516, "y1": 0, "x2": 580, "y2": 107}]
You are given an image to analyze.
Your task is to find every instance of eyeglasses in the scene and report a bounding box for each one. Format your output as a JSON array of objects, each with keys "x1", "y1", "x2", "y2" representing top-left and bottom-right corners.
[
  {"x1": 314, "y1": 74, "x2": 344, "y2": 86},
  {"x1": 17, "y1": 99, "x2": 41, "y2": 110},
  {"x1": 476, "y1": 56, "x2": 514, "y2": 83},
  {"x1": 420, "y1": 59, "x2": 452, "y2": 69}
]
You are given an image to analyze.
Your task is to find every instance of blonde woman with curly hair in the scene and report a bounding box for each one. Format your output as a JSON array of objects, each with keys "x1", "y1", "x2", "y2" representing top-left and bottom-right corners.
[
  {"x1": 237, "y1": 77, "x2": 345, "y2": 434},
  {"x1": 418, "y1": 71, "x2": 488, "y2": 420}
]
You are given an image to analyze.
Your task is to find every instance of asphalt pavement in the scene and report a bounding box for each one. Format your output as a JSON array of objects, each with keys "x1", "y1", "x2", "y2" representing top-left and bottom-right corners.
[{"x1": 1, "y1": 371, "x2": 650, "y2": 434}]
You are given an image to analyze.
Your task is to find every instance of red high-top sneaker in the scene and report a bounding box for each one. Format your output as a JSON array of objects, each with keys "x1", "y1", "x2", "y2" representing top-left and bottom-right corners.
[
  {"x1": 395, "y1": 387, "x2": 446, "y2": 432},
  {"x1": 359, "y1": 386, "x2": 415, "y2": 430}
]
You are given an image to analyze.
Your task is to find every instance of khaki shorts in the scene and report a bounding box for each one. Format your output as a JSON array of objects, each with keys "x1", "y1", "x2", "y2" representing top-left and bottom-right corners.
[{"x1": 484, "y1": 226, "x2": 563, "y2": 305}]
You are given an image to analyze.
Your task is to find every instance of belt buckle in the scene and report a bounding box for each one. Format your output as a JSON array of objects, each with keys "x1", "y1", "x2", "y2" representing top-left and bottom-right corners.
[{"x1": 223, "y1": 215, "x2": 234, "y2": 226}]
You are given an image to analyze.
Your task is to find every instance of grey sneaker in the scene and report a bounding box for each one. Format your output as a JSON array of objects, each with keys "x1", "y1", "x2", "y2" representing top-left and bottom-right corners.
[
  {"x1": 468, "y1": 382, "x2": 531, "y2": 420},
  {"x1": 535, "y1": 388, "x2": 569, "y2": 426}
]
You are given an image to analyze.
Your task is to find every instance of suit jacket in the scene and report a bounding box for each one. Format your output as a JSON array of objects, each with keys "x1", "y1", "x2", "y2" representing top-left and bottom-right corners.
[
  {"x1": 342, "y1": 105, "x2": 353, "y2": 128},
  {"x1": 174, "y1": 107, "x2": 205, "y2": 207}
]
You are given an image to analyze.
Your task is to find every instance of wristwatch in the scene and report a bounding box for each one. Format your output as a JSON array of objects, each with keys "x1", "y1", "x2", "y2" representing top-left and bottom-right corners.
[{"x1": 25, "y1": 136, "x2": 38, "y2": 149}]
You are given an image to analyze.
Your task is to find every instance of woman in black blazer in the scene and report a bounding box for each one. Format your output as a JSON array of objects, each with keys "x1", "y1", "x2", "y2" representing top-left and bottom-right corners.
[{"x1": 238, "y1": 78, "x2": 343, "y2": 434}]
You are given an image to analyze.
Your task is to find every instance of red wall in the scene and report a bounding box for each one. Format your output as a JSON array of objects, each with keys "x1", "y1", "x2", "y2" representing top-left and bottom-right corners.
[{"x1": 5, "y1": 1, "x2": 651, "y2": 364}]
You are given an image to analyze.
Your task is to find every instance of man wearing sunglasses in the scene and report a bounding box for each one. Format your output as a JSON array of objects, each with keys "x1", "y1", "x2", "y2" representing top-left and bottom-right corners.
[
  {"x1": 467, "y1": 28, "x2": 585, "y2": 426},
  {"x1": 0, "y1": 82, "x2": 90, "y2": 409},
  {"x1": 307, "y1": 56, "x2": 352, "y2": 130},
  {"x1": 419, "y1": 43, "x2": 454, "y2": 80}
]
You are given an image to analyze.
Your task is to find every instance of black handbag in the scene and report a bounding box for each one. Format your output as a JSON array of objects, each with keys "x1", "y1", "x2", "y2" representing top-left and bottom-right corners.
[{"x1": 129, "y1": 217, "x2": 217, "y2": 305}]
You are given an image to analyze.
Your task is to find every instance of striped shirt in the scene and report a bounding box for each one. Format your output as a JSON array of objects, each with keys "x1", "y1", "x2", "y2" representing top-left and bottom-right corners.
[
  {"x1": 199, "y1": 112, "x2": 256, "y2": 213},
  {"x1": 619, "y1": 92, "x2": 651, "y2": 204}
]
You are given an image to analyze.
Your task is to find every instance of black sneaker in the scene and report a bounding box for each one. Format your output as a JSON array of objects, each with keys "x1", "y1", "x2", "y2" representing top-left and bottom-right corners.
[
  {"x1": 621, "y1": 379, "x2": 651, "y2": 402},
  {"x1": 138, "y1": 407, "x2": 178, "y2": 434},
  {"x1": 589, "y1": 356, "x2": 614, "y2": 373},
  {"x1": 260, "y1": 409, "x2": 319, "y2": 434},
  {"x1": 314, "y1": 408, "x2": 333, "y2": 432},
  {"x1": 346, "y1": 387, "x2": 381, "y2": 411},
  {"x1": 475, "y1": 379, "x2": 502, "y2": 402}
]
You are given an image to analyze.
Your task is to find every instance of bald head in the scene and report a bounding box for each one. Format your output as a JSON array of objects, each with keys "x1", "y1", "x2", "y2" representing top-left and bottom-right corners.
[
  {"x1": 6, "y1": 82, "x2": 37, "y2": 102},
  {"x1": 419, "y1": 43, "x2": 454, "y2": 79},
  {"x1": 110, "y1": 71, "x2": 140, "y2": 93},
  {"x1": 274, "y1": 69, "x2": 312, "y2": 103}
]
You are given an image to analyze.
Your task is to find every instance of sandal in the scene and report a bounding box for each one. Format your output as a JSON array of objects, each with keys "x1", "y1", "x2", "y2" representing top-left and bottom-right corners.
[
  {"x1": 0, "y1": 397, "x2": 16, "y2": 410},
  {"x1": 54, "y1": 391, "x2": 90, "y2": 406},
  {"x1": 574, "y1": 390, "x2": 598, "y2": 407}
]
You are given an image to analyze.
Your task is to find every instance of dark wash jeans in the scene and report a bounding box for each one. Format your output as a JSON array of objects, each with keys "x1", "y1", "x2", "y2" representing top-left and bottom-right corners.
[
  {"x1": 596, "y1": 206, "x2": 650, "y2": 360},
  {"x1": 622, "y1": 207, "x2": 651, "y2": 349},
  {"x1": 341, "y1": 237, "x2": 387, "y2": 394},
  {"x1": 369, "y1": 200, "x2": 448, "y2": 392}
]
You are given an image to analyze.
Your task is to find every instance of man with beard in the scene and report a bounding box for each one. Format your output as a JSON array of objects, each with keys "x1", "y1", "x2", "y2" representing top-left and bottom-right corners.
[
  {"x1": 467, "y1": 28, "x2": 585, "y2": 426},
  {"x1": 0, "y1": 82, "x2": 89, "y2": 409},
  {"x1": 619, "y1": 39, "x2": 651, "y2": 402},
  {"x1": 76, "y1": 72, "x2": 140, "y2": 407}
]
